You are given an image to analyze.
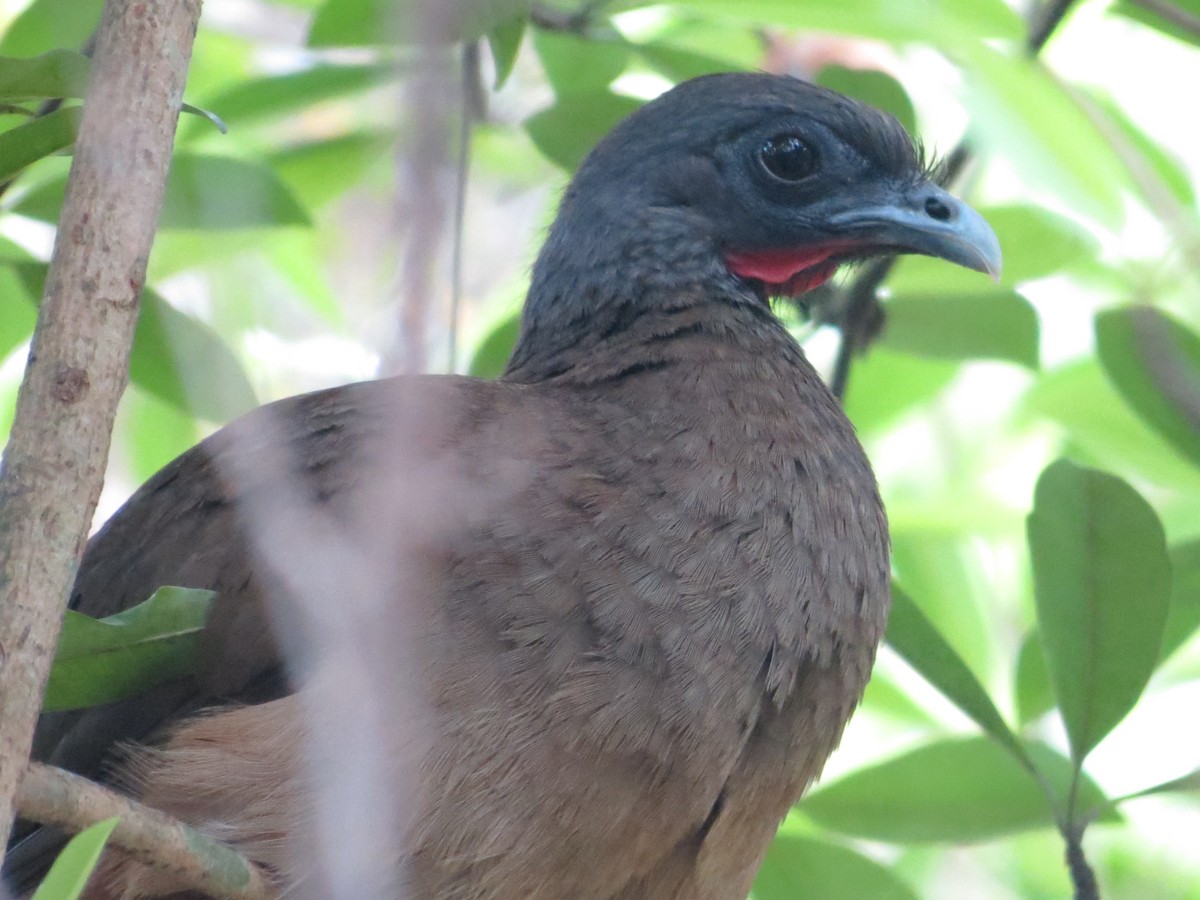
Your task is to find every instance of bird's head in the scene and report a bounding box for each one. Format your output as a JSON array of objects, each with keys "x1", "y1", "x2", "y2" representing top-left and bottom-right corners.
[{"x1": 512, "y1": 72, "x2": 1000, "y2": 376}]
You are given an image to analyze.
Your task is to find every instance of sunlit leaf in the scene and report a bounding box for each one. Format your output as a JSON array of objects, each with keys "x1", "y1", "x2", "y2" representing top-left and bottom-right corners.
[
  {"x1": 469, "y1": 308, "x2": 521, "y2": 378},
  {"x1": 883, "y1": 289, "x2": 1039, "y2": 368},
  {"x1": 0, "y1": 265, "x2": 37, "y2": 360},
  {"x1": 1022, "y1": 359, "x2": 1200, "y2": 493},
  {"x1": 44, "y1": 587, "x2": 214, "y2": 712},
  {"x1": 0, "y1": 105, "x2": 79, "y2": 182},
  {"x1": 861, "y1": 668, "x2": 940, "y2": 726},
  {"x1": 271, "y1": 131, "x2": 393, "y2": 209},
  {"x1": 0, "y1": 0, "x2": 102, "y2": 57},
  {"x1": 800, "y1": 737, "x2": 1116, "y2": 843},
  {"x1": 888, "y1": 204, "x2": 1096, "y2": 294},
  {"x1": 964, "y1": 48, "x2": 1129, "y2": 227},
  {"x1": 887, "y1": 586, "x2": 1025, "y2": 760},
  {"x1": 629, "y1": 17, "x2": 762, "y2": 81},
  {"x1": 1090, "y1": 92, "x2": 1196, "y2": 208},
  {"x1": 31, "y1": 818, "x2": 118, "y2": 900},
  {"x1": 754, "y1": 834, "x2": 918, "y2": 900},
  {"x1": 816, "y1": 65, "x2": 916, "y2": 134},
  {"x1": 309, "y1": 0, "x2": 532, "y2": 47},
  {"x1": 667, "y1": 0, "x2": 1023, "y2": 45},
  {"x1": 1027, "y1": 459, "x2": 1171, "y2": 762},
  {"x1": 1096, "y1": 306, "x2": 1200, "y2": 469},
  {"x1": 16, "y1": 154, "x2": 312, "y2": 230},
  {"x1": 487, "y1": 14, "x2": 526, "y2": 89},
  {"x1": 1117, "y1": 767, "x2": 1200, "y2": 803},
  {"x1": 842, "y1": 346, "x2": 957, "y2": 434},
  {"x1": 525, "y1": 91, "x2": 642, "y2": 171},
  {"x1": 534, "y1": 29, "x2": 630, "y2": 96}
]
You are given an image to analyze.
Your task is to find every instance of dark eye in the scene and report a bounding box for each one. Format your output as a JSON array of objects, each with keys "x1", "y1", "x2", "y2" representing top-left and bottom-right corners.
[{"x1": 758, "y1": 134, "x2": 817, "y2": 182}]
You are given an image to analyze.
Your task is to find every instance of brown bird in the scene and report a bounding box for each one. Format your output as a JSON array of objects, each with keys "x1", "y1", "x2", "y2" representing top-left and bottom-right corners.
[{"x1": 10, "y1": 73, "x2": 1000, "y2": 899}]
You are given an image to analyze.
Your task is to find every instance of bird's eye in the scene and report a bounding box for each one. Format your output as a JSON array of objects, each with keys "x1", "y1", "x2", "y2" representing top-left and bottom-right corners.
[{"x1": 758, "y1": 134, "x2": 817, "y2": 182}]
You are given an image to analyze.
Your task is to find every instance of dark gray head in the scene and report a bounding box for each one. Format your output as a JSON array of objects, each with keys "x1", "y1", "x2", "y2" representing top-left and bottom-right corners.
[{"x1": 508, "y1": 73, "x2": 1000, "y2": 378}]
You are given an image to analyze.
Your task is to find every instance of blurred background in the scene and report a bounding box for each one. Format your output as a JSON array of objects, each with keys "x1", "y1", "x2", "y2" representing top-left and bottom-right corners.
[{"x1": 1, "y1": 0, "x2": 1198, "y2": 896}]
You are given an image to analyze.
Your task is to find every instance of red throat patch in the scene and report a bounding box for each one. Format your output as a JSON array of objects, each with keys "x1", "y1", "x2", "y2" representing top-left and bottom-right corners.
[{"x1": 725, "y1": 245, "x2": 852, "y2": 297}]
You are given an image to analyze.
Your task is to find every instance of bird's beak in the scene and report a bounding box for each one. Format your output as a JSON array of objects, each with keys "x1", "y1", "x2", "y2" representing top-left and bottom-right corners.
[{"x1": 827, "y1": 182, "x2": 1002, "y2": 281}]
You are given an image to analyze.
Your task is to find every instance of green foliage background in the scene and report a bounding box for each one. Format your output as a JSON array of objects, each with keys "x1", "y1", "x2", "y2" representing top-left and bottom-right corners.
[{"x1": 2, "y1": 0, "x2": 1199, "y2": 896}]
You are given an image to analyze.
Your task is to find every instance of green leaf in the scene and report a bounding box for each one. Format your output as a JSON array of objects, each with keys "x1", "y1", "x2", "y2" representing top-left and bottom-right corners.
[
  {"x1": 0, "y1": 0, "x2": 102, "y2": 57},
  {"x1": 1164, "y1": 540, "x2": 1200, "y2": 661},
  {"x1": 31, "y1": 818, "x2": 118, "y2": 900},
  {"x1": 0, "y1": 105, "x2": 80, "y2": 182},
  {"x1": 816, "y1": 65, "x2": 916, "y2": 135},
  {"x1": 861, "y1": 668, "x2": 940, "y2": 726},
  {"x1": 1021, "y1": 358, "x2": 1200, "y2": 493},
  {"x1": 842, "y1": 347, "x2": 957, "y2": 435},
  {"x1": 309, "y1": 0, "x2": 532, "y2": 48},
  {"x1": 754, "y1": 834, "x2": 918, "y2": 900},
  {"x1": 0, "y1": 264, "x2": 37, "y2": 360},
  {"x1": 487, "y1": 14, "x2": 526, "y2": 89},
  {"x1": 882, "y1": 289, "x2": 1039, "y2": 368},
  {"x1": 886, "y1": 586, "x2": 1024, "y2": 760},
  {"x1": 12, "y1": 265, "x2": 257, "y2": 421},
  {"x1": 888, "y1": 204, "x2": 1097, "y2": 292},
  {"x1": 632, "y1": 40, "x2": 745, "y2": 82},
  {"x1": 1117, "y1": 767, "x2": 1200, "y2": 803},
  {"x1": 985, "y1": 205, "x2": 1097, "y2": 284},
  {"x1": 524, "y1": 91, "x2": 642, "y2": 171},
  {"x1": 533, "y1": 29, "x2": 630, "y2": 96},
  {"x1": 132, "y1": 288, "x2": 260, "y2": 422},
  {"x1": 44, "y1": 587, "x2": 214, "y2": 712},
  {"x1": 1027, "y1": 459, "x2": 1171, "y2": 762},
  {"x1": 1089, "y1": 92, "x2": 1196, "y2": 209},
  {"x1": 669, "y1": 0, "x2": 1023, "y2": 45},
  {"x1": 963, "y1": 48, "x2": 1129, "y2": 228},
  {"x1": 16, "y1": 153, "x2": 312, "y2": 230},
  {"x1": 1113, "y1": 0, "x2": 1200, "y2": 49},
  {"x1": 271, "y1": 131, "x2": 392, "y2": 210},
  {"x1": 1015, "y1": 631, "x2": 1056, "y2": 727},
  {"x1": 1096, "y1": 306, "x2": 1200, "y2": 469},
  {"x1": 180, "y1": 63, "x2": 398, "y2": 141},
  {"x1": 800, "y1": 736, "x2": 1116, "y2": 843},
  {"x1": 469, "y1": 308, "x2": 521, "y2": 378},
  {"x1": 630, "y1": 19, "x2": 762, "y2": 81},
  {"x1": 0, "y1": 50, "x2": 90, "y2": 100}
]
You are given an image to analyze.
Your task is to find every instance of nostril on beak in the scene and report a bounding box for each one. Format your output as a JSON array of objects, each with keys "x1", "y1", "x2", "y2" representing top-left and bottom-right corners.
[{"x1": 924, "y1": 195, "x2": 953, "y2": 222}]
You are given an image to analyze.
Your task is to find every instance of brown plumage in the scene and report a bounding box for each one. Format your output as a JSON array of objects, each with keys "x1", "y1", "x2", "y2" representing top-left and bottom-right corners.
[{"x1": 11, "y1": 73, "x2": 1000, "y2": 899}]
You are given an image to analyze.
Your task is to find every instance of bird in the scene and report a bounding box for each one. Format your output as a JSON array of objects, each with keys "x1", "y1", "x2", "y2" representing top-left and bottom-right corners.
[{"x1": 9, "y1": 72, "x2": 1000, "y2": 899}]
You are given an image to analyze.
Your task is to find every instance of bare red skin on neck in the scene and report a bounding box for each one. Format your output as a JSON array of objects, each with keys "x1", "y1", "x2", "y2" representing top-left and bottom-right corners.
[{"x1": 725, "y1": 244, "x2": 853, "y2": 296}]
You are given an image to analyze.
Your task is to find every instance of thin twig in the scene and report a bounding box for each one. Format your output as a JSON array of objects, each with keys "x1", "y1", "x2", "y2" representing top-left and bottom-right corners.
[
  {"x1": 16, "y1": 763, "x2": 274, "y2": 900},
  {"x1": 0, "y1": 0, "x2": 201, "y2": 854},
  {"x1": 448, "y1": 43, "x2": 479, "y2": 373}
]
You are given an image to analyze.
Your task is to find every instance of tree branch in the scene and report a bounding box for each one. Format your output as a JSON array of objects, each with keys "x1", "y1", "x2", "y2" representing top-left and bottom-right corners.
[
  {"x1": 17, "y1": 763, "x2": 274, "y2": 900},
  {"x1": 1064, "y1": 825, "x2": 1100, "y2": 900},
  {"x1": 0, "y1": 0, "x2": 202, "y2": 853}
]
